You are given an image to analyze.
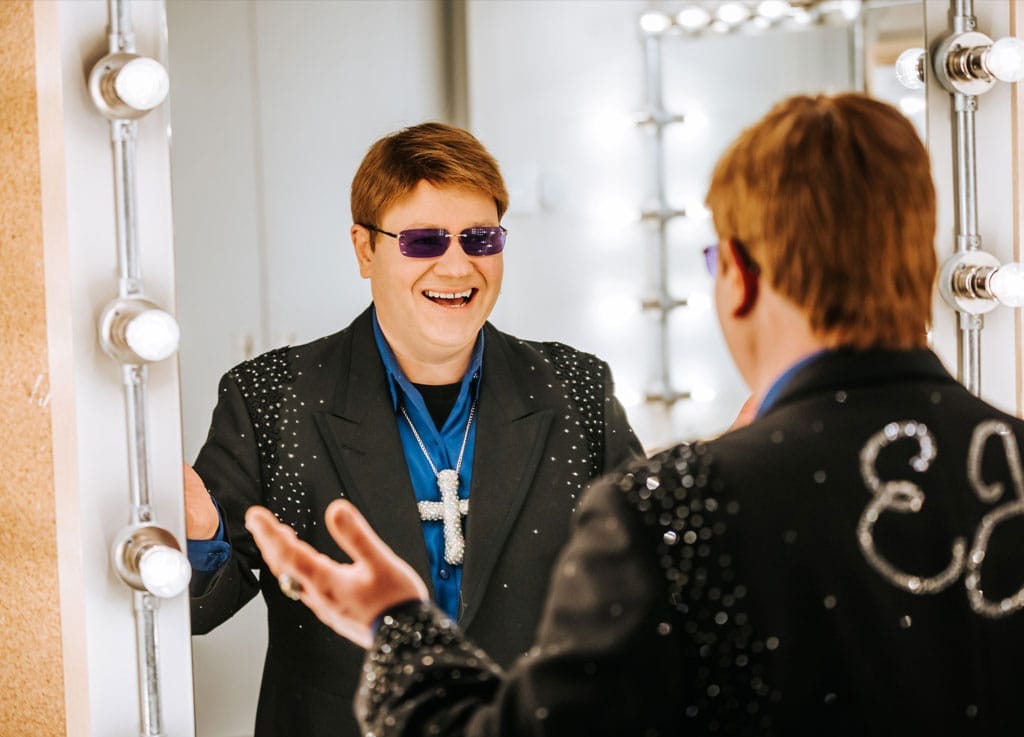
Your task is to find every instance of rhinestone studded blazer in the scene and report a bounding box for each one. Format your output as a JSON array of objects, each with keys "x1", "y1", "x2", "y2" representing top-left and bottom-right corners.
[
  {"x1": 355, "y1": 348, "x2": 1024, "y2": 737},
  {"x1": 189, "y1": 306, "x2": 643, "y2": 737}
]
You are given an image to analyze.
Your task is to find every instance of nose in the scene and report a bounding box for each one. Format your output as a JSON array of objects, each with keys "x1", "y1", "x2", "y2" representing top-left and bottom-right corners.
[{"x1": 432, "y1": 237, "x2": 474, "y2": 277}]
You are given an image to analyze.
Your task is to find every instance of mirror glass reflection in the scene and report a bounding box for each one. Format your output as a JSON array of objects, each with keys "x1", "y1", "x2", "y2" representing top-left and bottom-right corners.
[{"x1": 165, "y1": 1, "x2": 924, "y2": 734}]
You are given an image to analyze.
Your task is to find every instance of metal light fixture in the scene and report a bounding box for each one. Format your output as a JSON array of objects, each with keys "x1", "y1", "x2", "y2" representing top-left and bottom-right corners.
[
  {"x1": 941, "y1": 252, "x2": 1024, "y2": 314},
  {"x1": 99, "y1": 297, "x2": 181, "y2": 365},
  {"x1": 113, "y1": 525, "x2": 191, "y2": 598},
  {"x1": 89, "y1": 2, "x2": 180, "y2": 735},
  {"x1": 89, "y1": 53, "x2": 170, "y2": 120},
  {"x1": 923, "y1": 0, "x2": 1024, "y2": 395},
  {"x1": 933, "y1": 31, "x2": 1024, "y2": 96}
]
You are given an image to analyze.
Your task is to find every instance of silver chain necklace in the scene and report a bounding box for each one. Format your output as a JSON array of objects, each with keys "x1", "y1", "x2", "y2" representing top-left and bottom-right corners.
[{"x1": 400, "y1": 399, "x2": 476, "y2": 565}]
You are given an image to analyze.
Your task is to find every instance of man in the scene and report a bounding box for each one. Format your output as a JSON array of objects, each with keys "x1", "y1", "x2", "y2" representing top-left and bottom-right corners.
[
  {"x1": 184, "y1": 122, "x2": 642, "y2": 737},
  {"x1": 247, "y1": 94, "x2": 1024, "y2": 736}
]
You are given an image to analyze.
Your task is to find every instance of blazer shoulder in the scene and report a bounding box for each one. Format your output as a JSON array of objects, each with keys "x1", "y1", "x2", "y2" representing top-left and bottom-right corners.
[
  {"x1": 224, "y1": 322, "x2": 358, "y2": 379},
  {"x1": 486, "y1": 325, "x2": 611, "y2": 379}
]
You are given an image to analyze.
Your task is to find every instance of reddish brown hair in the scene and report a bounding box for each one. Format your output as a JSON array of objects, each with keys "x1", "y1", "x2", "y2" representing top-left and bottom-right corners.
[
  {"x1": 351, "y1": 122, "x2": 509, "y2": 236},
  {"x1": 706, "y1": 93, "x2": 936, "y2": 349}
]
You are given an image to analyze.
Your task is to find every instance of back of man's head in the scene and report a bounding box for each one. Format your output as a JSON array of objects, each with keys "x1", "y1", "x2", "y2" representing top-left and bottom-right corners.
[
  {"x1": 350, "y1": 122, "x2": 509, "y2": 237},
  {"x1": 706, "y1": 93, "x2": 936, "y2": 350}
]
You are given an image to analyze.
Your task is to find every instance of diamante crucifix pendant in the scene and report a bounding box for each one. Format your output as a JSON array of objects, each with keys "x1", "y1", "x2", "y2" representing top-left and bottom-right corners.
[{"x1": 417, "y1": 468, "x2": 469, "y2": 565}]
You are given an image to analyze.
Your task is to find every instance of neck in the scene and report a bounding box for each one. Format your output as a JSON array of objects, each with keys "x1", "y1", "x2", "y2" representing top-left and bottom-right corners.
[
  {"x1": 739, "y1": 293, "x2": 834, "y2": 402},
  {"x1": 398, "y1": 352, "x2": 472, "y2": 385},
  {"x1": 379, "y1": 331, "x2": 474, "y2": 385}
]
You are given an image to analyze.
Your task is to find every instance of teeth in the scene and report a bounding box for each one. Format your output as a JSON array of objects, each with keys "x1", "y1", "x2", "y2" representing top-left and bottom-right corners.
[{"x1": 425, "y1": 289, "x2": 473, "y2": 299}]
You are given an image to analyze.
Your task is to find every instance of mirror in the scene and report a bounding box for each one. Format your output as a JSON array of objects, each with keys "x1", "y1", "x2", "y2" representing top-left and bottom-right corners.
[{"x1": 165, "y1": 1, "x2": 924, "y2": 734}]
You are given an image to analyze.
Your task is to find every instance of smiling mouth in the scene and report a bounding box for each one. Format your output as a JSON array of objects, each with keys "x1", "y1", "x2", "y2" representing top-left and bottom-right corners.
[{"x1": 424, "y1": 288, "x2": 476, "y2": 307}]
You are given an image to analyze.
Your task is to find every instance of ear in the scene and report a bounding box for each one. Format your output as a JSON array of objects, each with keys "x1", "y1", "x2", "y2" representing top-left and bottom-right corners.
[
  {"x1": 724, "y1": 239, "x2": 759, "y2": 318},
  {"x1": 351, "y1": 224, "x2": 374, "y2": 278}
]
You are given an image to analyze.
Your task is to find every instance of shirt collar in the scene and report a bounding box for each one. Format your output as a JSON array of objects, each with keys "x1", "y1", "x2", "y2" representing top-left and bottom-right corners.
[
  {"x1": 755, "y1": 349, "x2": 829, "y2": 419},
  {"x1": 371, "y1": 306, "x2": 485, "y2": 413}
]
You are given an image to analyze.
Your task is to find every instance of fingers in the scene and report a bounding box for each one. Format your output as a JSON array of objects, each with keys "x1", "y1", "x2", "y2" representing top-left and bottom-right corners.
[
  {"x1": 326, "y1": 500, "x2": 431, "y2": 604},
  {"x1": 245, "y1": 506, "x2": 303, "y2": 580},
  {"x1": 324, "y1": 499, "x2": 395, "y2": 567}
]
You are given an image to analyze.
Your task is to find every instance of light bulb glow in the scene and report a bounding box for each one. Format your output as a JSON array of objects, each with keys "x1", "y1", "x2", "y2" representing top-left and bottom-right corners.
[
  {"x1": 591, "y1": 290, "x2": 640, "y2": 329},
  {"x1": 791, "y1": 8, "x2": 814, "y2": 25},
  {"x1": 898, "y1": 95, "x2": 927, "y2": 116},
  {"x1": 690, "y1": 384, "x2": 718, "y2": 403},
  {"x1": 114, "y1": 57, "x2": 170, "y2": 111},
  {"x1": 138, "y1": 546, "x2": 191, "y2": 598},
  {"x1": 125, "y1": 309, "x2": 180, "y2": 362},
  {"x1": 757, "y1": 1, "x2": 791, "y2": 20},
  {"x1": 639, "y1": 10, "x2": 672, "y2": 34},
  {"x1": 685, "y1": 292, "x2": 712, "y2": 314},
  {"x1": 990, "y1": 262, "x2": 1024, "y2": 307},
  {"x1": 717, "y1": 3, "x2": 751, "y2": 24},
  {"x1": 676, "y1": 5, "x2": 711, "y2": 31},
  {"x1": 895, "y1": 47, "x2": 926, "y2": 90},
  {"x1": 985, "y1": 37, "x2": 1024, "y2": 82},
  {"x1": 617, "y1": 384, "x2": 643, "y2": 408},
  {"x1": 836, "y1": 0, "x2": 862, "y2": 21}
]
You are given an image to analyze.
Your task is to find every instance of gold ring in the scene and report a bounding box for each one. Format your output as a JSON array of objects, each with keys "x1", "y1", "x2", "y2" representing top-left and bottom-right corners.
[{"x1": 278, "y1": 573, "x2": 304, "y2": 601}]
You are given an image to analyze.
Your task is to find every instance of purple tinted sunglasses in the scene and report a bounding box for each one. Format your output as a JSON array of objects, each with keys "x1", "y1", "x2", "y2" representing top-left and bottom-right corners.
[
  {"x1": 701, "y1": 240, "x2": 760, "y2": 277},
  {"x1": 362, "y1": 224, "x2": 507, "y2": 258}
]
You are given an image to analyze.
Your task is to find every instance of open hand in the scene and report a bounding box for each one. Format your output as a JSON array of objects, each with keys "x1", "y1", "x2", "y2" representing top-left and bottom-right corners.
[{"x1": 245, "y1": 499, "x2": 430, "y2": 649}]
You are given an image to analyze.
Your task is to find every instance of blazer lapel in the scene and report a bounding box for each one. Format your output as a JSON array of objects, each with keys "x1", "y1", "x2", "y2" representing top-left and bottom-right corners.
[
  {"x1": 459, "y1": 327, "x2": 552, "y2": 629},
  {"x1": 312, "y1": 309, "x2": 433, "y2": 586}
]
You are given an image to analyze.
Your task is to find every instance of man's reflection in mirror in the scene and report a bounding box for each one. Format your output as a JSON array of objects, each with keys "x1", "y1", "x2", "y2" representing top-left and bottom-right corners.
[{"x1": 182, "y1": 122, "x2": 642, "y2": 737}]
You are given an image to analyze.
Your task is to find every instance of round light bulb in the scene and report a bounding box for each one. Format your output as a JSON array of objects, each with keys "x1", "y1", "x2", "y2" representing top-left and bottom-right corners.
[
  {"x1": 990, "y1": 262, "x2": 1024, "y2": 307},
  {"x1": 791, "y1": 8, "x2": 814, "y2": 25},
  {"x1": 124, "y1": 309, "x2": 180, "y2": 362},
  {"x1": 113, "y1": 57, "x2": 170, "y2": 111},
  {"x1": 138, "y1": 545, "x2": 191, "y2": 598},
  {"x1": 985, "y1": 37, "x2": 1024, "y2": 83},
  {"x1": 757, "y1": 1, "x2": 792, "y2": 21},
  {"x1": 676, "y1": 5, "x2": 711, "y2": 31},
  {"x1": 690, "y1": 383, "x2": 718, "y2": 403},
  {"x1": 895, "y1": 47, "x2": 926, "y2": 90},
  {"x1": 836, "y1": 0, "x2": 862, "y2": 22},
  {"x1": 717, "y1": 2, "x2": 751, "y2": 24},
  {"x1": 639, "y1": 10, "x2": 672, "y2": 34}
]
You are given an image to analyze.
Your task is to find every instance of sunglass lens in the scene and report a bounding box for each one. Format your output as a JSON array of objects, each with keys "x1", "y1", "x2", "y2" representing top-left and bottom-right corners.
[
  {"x1": 460, "y1": 227, "x2": 505, "y2": 256},
  {"x1": 702, "y1": 245, "x2": 718, "y2": 276},
  {"x1": 399, "y1": 229, "x2": 450, "y2": 258}
]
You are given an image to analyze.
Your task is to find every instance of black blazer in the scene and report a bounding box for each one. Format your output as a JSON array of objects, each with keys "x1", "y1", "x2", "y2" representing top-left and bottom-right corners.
[
  {"x1": 190, "y1": 307, "x2": 642, "y2": 737},
  {"x1": 356, "y1": 348, "x2": 1024, "y2": 737}
]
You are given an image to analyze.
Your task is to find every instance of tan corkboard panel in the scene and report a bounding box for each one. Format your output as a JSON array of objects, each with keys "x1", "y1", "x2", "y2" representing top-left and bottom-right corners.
[{"x1": 0, "y1": 1, "x2": 68, "y2": 734}]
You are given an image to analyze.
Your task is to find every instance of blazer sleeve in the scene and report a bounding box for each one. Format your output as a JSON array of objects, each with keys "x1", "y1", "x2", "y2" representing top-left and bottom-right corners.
[
  {"x1": 189, "y1": 371, "x2": 265, "y2": 634},
  {"x1": 354, "y1": 473, "x2": 682, "y2": 737}
]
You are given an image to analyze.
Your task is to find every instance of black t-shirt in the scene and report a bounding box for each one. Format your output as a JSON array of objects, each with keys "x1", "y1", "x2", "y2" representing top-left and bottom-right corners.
[{"x1": 413, "y1": 381, "x2": 462, "y2": 430}]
